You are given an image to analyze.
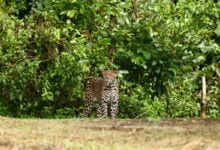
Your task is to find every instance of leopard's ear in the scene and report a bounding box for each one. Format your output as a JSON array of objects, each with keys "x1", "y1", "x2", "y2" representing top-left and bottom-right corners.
[
  {"x1": 113, "y1": 70, "x2": 118, "y2": 77},
  {"x1": 114, "y1": 70, "x2": 118, "y2": 74},
  {"x1": 102, "y1": 70, "x2": 107, "y2": 75}
]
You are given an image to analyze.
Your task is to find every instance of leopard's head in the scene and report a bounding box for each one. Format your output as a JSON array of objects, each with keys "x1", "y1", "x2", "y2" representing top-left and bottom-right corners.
[{"x1": 102, "y1": 70, "x2": 118, "y2": 88}]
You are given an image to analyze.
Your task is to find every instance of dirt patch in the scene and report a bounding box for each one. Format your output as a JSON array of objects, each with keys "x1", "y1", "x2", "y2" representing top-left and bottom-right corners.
[{"x1": 0, "y1": 141, "x2": 13, "y2": 150}]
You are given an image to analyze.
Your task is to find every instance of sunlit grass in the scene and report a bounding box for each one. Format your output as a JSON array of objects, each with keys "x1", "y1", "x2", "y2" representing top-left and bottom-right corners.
[{"x1": 0, "y1": 117, "x2": 219, "y2": 149}]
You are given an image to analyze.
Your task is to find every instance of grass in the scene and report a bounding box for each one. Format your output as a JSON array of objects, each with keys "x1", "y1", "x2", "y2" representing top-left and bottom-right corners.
[{"x1": 0, "y1": 117, "x2": 220, "y2": 150}]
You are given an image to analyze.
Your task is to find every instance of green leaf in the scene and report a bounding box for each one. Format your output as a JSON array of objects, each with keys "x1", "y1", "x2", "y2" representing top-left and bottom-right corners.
[
  {"x1": 67, "y1": 10, "x2": 76, "y2": 18},
  {"x1": 214, "y1": 21, "x2": 220, "y2": 36},
  {"x1": 143, "y1": 51, "x2": 151, "y2": 60}
]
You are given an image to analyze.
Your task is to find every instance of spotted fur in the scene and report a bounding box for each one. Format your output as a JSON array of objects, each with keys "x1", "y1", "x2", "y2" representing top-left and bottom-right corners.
[{"x1": 83, "y1": 70, "x2": 119, "y2": 118}]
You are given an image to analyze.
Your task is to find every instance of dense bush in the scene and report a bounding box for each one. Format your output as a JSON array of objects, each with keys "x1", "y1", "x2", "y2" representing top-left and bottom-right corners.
[{"x1": 0, "y1": 0, "x2": 220, "y2": 118}]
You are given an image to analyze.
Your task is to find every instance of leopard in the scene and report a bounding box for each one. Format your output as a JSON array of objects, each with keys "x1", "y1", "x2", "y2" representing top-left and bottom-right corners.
[{"x1": 83, "y1": 70, "x2": 119, "y2": 118}]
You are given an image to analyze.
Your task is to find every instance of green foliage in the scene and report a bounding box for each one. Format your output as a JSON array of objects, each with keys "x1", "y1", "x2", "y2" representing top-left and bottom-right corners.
[
  {"x1": 141, "y1": 98, "x2": 167, "y2": 119},
  {"x1": 119, "y1": 81, "x2": 146, "y2": 118},
  {"x1": 0, "y1": 0, "x2": 220, "y2": 118}
]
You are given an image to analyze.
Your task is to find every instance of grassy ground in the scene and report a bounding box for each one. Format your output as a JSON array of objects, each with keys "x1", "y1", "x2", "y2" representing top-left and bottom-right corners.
[{"x1": 0, "y1": 117, "x2": 219, "y2": 150}]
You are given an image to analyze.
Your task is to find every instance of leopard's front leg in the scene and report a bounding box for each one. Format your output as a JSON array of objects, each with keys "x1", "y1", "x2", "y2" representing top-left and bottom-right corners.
[
  {"x1": 110, "y1": 94, "x2": 119, "y2": 118},
  {"x1": 98, "y1": 95, "x2": 108, "y2": 118}
]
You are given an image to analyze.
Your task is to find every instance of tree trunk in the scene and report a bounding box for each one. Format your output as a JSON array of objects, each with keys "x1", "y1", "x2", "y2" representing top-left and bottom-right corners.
[{"x1": 201, "y1": 76, "x2": 207, "y2": 118}]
